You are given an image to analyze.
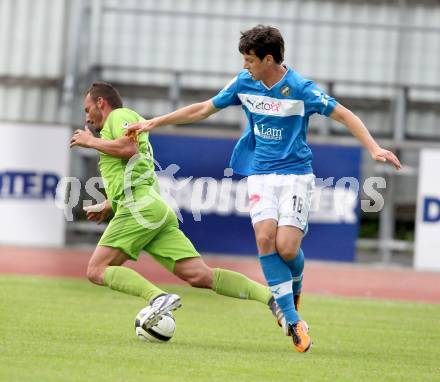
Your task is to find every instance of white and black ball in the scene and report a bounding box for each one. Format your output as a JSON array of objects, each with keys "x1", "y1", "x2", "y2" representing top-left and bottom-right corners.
[{"x1": 134, "y1": 307, "x2": 176, "y2": 342}]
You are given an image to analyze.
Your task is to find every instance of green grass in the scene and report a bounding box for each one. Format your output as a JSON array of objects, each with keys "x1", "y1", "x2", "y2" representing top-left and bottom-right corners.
[{"x1": 0, "y1": 276, "x2": 439, "y2": 382}]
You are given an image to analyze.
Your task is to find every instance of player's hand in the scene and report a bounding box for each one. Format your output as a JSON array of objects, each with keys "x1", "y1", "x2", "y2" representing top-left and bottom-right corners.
[
  {"x1": 371, "y1": 148, "x2": 402, "y2": 170},
  {"x1": 127, "y1": 118, "x2": 159, "y2": 135},
  {"x1": 70, "y1": 126, "x2": 95, "y2": 148},
  {"x1": 83, "y1": 200, "x2": 112, "y2": 224}
]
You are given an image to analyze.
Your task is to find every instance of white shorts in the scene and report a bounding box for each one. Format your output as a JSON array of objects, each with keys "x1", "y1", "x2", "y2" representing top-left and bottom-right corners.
[{"x1": 247, "y1": 173, "x2": 315, "y2": 231}]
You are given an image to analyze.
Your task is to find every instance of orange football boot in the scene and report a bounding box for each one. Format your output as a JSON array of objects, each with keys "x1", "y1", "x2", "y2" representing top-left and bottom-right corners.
[{"x1": 288, "y1": 320, "x2": 312, "y2": 353}]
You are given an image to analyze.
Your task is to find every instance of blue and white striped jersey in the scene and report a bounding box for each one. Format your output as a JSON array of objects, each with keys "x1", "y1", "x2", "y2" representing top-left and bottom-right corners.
[{"x1": 212, "y1": 67, "x2": 337, "y2": 176}]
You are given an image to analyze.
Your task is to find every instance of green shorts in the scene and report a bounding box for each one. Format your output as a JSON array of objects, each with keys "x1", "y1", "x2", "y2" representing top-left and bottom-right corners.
[{"x1": 98, "y1": 192, "x2": 200, "y2": 272}]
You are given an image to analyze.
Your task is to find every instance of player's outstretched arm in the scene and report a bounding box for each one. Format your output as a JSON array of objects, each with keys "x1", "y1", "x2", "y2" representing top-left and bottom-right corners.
[
  {"x1": 128, "y1": 100, "x2": 219, "y2": 134},
  {"x1": 70, "y1": 126, "x2": 138, "y2": 159},
  {"x1": 329, "y1": 104, "x2": 402, "y2": 170}
]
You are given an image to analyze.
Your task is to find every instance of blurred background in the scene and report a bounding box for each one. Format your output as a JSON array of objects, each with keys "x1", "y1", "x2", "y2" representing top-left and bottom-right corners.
[{"x1": 1, "y1": 0, "x2": 440, "y2": 270}]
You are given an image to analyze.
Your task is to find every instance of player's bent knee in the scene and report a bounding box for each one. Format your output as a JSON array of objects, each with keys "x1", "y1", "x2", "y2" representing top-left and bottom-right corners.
[
  {"x1": 185, "y1": 270, "x2": 213, "y2": 289},
  {"x1": 173, "y1": 258, "x2": 213, "y2": 288},
  {"x1": 277, "y1": 243, "x2": 301, "y2": 260},
  {"x1": 187, "y1": 277, "x2": 208, "y2": 288},
  {"x1": 86, "y1": 266, "x2": 105, "y2": 285}
]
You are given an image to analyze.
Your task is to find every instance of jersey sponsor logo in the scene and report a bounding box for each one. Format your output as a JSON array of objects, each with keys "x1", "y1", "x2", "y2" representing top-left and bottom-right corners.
[
  {"x1": 238, "y1": 93, "x2": 304, "y2": 117},
  {"x1": 312, "y1": 89, "x2": 331, "y2": 107},
  {"x1": 247, "y1": 98, "x2": 281, "y2": 112},
  {"x1": 254, "y1": 123, "x2": 283, "y2": 141}
]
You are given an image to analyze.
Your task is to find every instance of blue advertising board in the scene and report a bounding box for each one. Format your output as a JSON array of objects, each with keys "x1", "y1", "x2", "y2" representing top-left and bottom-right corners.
[{"x1": 150, "y1": 134, "x2": 361, "y2": 262}]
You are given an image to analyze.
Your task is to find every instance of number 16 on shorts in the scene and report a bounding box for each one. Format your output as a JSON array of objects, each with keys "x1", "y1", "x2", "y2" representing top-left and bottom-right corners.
[{"x1": 292, "y1": 195, "x2": 304, "y2": 214}]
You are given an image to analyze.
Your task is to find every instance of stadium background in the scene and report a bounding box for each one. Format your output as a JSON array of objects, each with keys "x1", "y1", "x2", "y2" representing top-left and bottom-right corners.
[
  {"x1": 2, "y1": 0, "x2": 440, "y2": 266},
  {"x1": 1, "y1": 1, "x2": 440, "y2": 380}
]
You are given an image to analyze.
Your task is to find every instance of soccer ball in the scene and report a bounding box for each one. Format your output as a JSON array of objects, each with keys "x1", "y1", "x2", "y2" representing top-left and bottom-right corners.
[{"x1": 134, "y1": 306, "x2": 176, "y2": 342}]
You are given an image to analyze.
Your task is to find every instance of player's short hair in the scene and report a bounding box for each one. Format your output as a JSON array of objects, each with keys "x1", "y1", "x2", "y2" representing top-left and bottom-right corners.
[
  {"x1": 239, "y1": 25, "x2": 284, "y2": 64},
  {"x1": 86, "y1": 82, "x2": 123, "y2": 109}
]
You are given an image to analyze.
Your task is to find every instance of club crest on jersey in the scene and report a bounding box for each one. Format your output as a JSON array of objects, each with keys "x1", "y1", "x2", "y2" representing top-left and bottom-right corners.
[{"x1": 281, "y1": 85, "x2": 291, "y2": 96}]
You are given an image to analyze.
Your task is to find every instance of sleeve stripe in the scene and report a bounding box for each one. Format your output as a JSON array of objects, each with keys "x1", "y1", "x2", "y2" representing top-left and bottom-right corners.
[{"x1": 221, "y1": 76, "x2": 238, "y2": 92}]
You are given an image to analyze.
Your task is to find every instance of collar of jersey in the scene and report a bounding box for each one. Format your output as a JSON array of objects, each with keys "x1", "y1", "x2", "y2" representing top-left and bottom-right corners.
[{"x1": 259, "y1": 65, "x2": 290, "y2": 91}]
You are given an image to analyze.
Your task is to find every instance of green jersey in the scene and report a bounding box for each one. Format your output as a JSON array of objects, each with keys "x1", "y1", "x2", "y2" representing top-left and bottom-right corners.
[
  {"x1": 97, "y1": 108, "x2": 200, "y2": 267},
  {"x1": 99, "y1": 108, "x2": 155, "y2": 211}
]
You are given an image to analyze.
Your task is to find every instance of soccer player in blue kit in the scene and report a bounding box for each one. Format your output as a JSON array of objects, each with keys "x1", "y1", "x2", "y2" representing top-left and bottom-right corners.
[{"x1": 129, "y1": 25, "x2": 402, "y2": 352}]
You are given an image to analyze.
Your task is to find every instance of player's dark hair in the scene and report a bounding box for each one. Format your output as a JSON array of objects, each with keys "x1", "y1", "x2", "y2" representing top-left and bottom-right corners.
[
  {"x1": 86, "y1": 82, "x2": 123, "y2": 109},
  {"x1": 239, "y1": 25, "x2": 284, "y2": 64}
]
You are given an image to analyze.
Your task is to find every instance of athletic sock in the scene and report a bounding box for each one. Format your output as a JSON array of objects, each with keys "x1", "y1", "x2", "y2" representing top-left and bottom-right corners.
[
  {"x1": 258, "y1": 252, "x2": 300, "y2": 324},
  {"x1": 103, "y1": 266, "x2": 164, "y2": 303},
  {"x1": 212, "y1": 268, "x2": 272, "y2": 304},
  {"x1": 284, "y1": 248, "x2": 304, "y2": 296}
]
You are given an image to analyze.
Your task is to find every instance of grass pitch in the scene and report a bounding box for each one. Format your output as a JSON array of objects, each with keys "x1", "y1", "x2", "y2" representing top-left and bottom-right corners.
[{"x1": 0, "y1": 275, "x2": 439, "y2": 382}]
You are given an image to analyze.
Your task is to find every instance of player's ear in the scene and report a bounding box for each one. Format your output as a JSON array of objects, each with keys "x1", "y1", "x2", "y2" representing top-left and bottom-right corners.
[
  {"x1": 263, "y1": 54, "x2": 273, "y2": 65},
  {"x1": 96, "y1": 97, "x2": 105, "y2": 109}
]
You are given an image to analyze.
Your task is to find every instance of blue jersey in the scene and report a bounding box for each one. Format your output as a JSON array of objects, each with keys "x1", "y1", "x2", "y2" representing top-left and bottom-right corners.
[{"x1": 212, "y1": 67, "x2": 337, "y2": 176}]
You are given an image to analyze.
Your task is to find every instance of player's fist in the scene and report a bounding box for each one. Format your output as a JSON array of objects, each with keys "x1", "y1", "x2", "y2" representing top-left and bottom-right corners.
[
  {"x1": 83, "y1": 200, "x2": 112, "y2": 224},
  {"x1": 70, "y1": 126, "x2": 94, "y2": 148}
]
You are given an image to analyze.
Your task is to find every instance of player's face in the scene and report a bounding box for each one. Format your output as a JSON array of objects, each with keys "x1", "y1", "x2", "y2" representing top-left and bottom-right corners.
[
  {"x1": 242, "y1": 52, "x2": 267, "y2": 81},
  {"x1": 84, "y1": 94, "x2": 104, "y2": 130}
]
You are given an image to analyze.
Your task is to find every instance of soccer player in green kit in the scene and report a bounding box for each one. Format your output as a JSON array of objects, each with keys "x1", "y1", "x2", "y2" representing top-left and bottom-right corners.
[{"x1": 70, "y1": 82, "x2": 284, "y2": 332}]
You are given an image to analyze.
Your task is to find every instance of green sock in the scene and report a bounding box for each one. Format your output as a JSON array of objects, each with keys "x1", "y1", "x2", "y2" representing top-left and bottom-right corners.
[
  {"x1": 103, "y1": 266, "x2": 164, "y2": 303},
  {"x1": 212, "y1": 268, "x2": 272, "y2": 305}
]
